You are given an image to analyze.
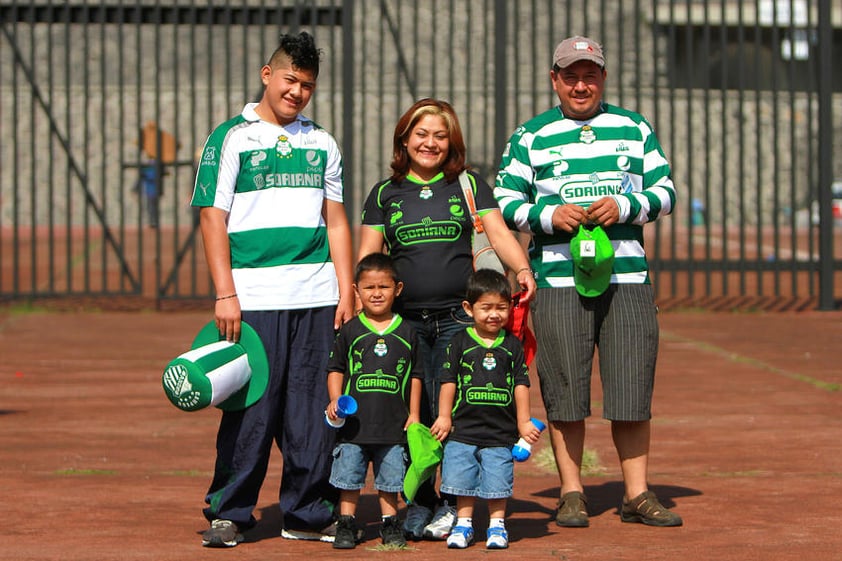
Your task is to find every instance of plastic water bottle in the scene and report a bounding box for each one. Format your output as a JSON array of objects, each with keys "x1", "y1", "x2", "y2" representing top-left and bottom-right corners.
[
  {"x1": 324, "y1": 394, "x2": 358, "y2": 428},
  {"x1": 512, "y1": 417, "x2": 547, "y2": 461}
]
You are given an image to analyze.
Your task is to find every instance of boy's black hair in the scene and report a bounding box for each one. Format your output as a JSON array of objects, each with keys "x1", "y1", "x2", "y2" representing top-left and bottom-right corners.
[
  {"x1": 465, "y1": 269, "x2": 512, "y2": 304},
  {"x1": 269, "y1": 31, "x2": 322, "y2": 77},
  {"x1": 355, "y1": 253, "x2": 399, "y2": 284}
]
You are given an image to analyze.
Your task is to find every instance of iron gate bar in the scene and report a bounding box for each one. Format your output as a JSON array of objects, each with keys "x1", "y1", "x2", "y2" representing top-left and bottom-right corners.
[
  {"x1": 818, "y1": 0, "x2": 835, "y2": 310},
  {"x1": 1, "y1": 1, "x2": 839, "y2": 310},
  {"x1": 380, "y1": 0, "x2": 417, "y2": 101},
  {"x1": 0, "y1": 4, "x2": 342, "y2": 26},
  {"x1": 1, "y1": 22, "x2": 139, "y2": 291}
]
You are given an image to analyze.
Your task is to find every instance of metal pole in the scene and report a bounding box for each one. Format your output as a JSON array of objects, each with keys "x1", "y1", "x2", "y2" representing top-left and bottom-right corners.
[
  {"x1": 342, "y1": 0, "x2": 356, "y2": 242},
  {"x1": 493, "y1": 0, "x2": 507, "y2": 168},
  {"x1": 817, "y1": 0, "x2": 835, "y2": 310}
]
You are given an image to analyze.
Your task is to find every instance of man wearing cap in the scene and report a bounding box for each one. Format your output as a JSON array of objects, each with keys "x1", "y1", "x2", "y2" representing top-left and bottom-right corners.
[{"x1": 494, "y1": 36, "x2": 681, "y2": 528}]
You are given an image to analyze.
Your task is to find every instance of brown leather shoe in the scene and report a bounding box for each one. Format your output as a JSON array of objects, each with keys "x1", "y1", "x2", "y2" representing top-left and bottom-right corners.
[
  {"x1": 555, "y1": 491, "x2": 589, "y2": 527},
  {"x1": 620, "y1": 491, "x2": 683, "y2": 527}
]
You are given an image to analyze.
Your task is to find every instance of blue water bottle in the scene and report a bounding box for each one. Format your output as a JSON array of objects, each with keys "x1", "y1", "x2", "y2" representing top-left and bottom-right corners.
[{"x1": 512, "y1": 417, "x2": 547, "y2": 461}]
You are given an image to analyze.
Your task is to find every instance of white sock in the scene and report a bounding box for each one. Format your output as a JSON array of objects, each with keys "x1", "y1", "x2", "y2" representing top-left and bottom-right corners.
[
  {"x1": 456, "y1": 517, "x2": 472, "y2": 528},
  {"x1": 489, "y1": 517, "x2": 505, "y2": 529}
]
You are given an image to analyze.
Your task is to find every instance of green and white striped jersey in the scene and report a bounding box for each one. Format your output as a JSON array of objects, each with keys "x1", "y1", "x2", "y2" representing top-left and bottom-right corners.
[
  {"x1": 494, "y1": 103, "x2": 675, "y2": 289},
  {"x1": 192, "y1": 103, "x2": 344, "y2": 310}
]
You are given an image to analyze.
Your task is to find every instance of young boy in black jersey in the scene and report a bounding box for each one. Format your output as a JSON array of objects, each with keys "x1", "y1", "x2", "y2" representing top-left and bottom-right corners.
[
  {"x1": 430, "y1": 269, "x2": 541, "y2": 549},
  {"x1": 326, "y1": 253, "x2": 424, "y2": 549}
]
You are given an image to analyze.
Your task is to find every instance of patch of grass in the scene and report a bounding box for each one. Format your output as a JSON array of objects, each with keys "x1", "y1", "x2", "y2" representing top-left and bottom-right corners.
[
  {"x1": 366, "y1": 543, "x2": 415, "y2": 552},
  {"x1": 661, "y1": 331, "x2": 841, "y2": 392},
  {"x1": 5, "y1": 302, "x2": 50, "y2": 315},
  {"x1": 54, "y1": 468, "x2": 117, "y2": 476},
  {"x1": 581, "y1": 448, "x2": 605, "y2": 476},
  {"x1": 162, "y1": 469, "x2": 207, "y2": 477},
  {"x1": 702, "y1": 470, "x2": 767, "y2": 477},
  {"x1": 532, "y1": 446, "x2": 558, "y2": 473},
  {"x1": 532, "y1": 446, "x2": 605, "y2": 477}
]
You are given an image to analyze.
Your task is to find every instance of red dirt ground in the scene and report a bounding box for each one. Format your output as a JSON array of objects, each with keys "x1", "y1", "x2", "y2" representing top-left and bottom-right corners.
[{"x1": 1, "y1": 309, "x2": 840, "y2": 561}]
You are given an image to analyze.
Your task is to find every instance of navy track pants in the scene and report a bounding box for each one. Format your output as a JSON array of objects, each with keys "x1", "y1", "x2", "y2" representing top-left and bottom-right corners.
[{"x1": 203, "y1": 307, "x2": 338, "y2": 532}]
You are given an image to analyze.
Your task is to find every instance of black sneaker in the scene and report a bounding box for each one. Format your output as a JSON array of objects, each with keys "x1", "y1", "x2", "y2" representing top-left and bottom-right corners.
[
  {"x1": 333, "y1": 515, "x2": 360, "y2": 549},
  {"x1": 380, "y1": 515, "x2": 407, "y2": 547}
]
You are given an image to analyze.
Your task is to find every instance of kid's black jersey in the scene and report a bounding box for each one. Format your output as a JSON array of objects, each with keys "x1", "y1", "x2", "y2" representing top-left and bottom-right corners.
[
  {"x1": 441, "y1": 327, "x2": 530, "y2": 447},
  {"x1": 327, "y1": 313, "x2": 423, "y2": 445},
  {"x1": 360, "y1": 170, "x2": 498, "y2": 312}
]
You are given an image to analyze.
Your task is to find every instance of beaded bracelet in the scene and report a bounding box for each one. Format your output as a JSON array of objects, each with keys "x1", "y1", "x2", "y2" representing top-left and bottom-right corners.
[
  {"x1": 516, "y1": 267, "x2": 533, "y2": 275},
  {"x1": 215, "y1": 293, "x2": 238, "y2": 301}
]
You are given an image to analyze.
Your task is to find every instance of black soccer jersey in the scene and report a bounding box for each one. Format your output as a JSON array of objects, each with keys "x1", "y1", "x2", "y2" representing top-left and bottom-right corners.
[
  {"x1": 326, "y1": 313, "x2": 423, "y2": 445},
  {"x1": 441, "y1": 327, "x2": 530, "y2": 448},
  {"x1": 360, "y1": 170, "x2": 498, "y2": 312}
]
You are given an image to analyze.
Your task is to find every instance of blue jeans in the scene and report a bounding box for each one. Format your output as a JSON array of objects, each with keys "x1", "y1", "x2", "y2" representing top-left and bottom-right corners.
[
  {"x1": 403, "y1": 306, "x2": 473, "y2": 421},
  {"x1": 440, "y1": 440, "x2": 514, "y2": 499},
  {"x1": 402, "y1": 306, "x2": 472, "y2": 510},
  {"x1": 329, "y1": 442, "x2": 407, "y2": 493}
]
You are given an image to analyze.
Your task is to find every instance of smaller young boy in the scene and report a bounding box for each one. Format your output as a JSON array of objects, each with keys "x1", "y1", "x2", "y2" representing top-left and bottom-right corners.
[
  {"x1": 326, "y1": 253, "x2": 424, "y2": 549},
  {"x1": 430, "y1": 269, "x2": 541, "y2": 549}
]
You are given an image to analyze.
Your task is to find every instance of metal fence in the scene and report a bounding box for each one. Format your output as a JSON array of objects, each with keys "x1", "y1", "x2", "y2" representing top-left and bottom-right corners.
[{"x1": 1, "y1": 0, "x2": 839, "y2": 310}]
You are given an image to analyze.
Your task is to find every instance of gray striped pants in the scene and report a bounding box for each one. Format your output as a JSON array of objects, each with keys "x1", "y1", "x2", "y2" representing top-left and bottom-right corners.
[{"x1": 531, "y1": 284, "x2": 659, "y2": 422}]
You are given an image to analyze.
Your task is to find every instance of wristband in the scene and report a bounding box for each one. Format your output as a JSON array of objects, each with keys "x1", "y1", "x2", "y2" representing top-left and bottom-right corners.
[{"x1": 215, "y1": 293, "x2": 238, "y2": 301}]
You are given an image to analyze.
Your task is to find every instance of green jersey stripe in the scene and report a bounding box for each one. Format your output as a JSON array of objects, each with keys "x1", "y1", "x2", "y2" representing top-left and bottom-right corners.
[{"x1": 229, "y1": 226, "x2": 329, "y2": 269}]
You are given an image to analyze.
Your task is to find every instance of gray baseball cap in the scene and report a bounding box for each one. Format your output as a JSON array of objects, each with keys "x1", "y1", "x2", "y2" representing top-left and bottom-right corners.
[{"x1": 553, "y1": 36, "x2": 605, "y2": 69}]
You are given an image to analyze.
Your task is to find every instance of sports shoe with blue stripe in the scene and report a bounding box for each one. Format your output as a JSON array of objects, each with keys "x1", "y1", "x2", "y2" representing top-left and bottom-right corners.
[
  {"x1": 486, "y1": 526, "x2": 508, "y2": 549},
  {"x1": 446, "y1": 525, "x2": 474, "y2": 549}
]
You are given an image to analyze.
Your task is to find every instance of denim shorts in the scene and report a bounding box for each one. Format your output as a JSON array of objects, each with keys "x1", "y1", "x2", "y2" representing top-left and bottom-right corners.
[
  {"x1": 329, "y1": 442, "x2": 407, "y2": 493},
  {"x1": 439, "y1": 440, "x2": 514, "y2": 499}
]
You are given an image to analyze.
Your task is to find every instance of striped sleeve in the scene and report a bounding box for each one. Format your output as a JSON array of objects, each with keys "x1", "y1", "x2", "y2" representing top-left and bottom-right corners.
[
  {"x1": 495, "y1": 128, "x2": 555, "y2": 235},
  {"x1": 618, "y1": 118, "x2": 675, "y2": 225}
]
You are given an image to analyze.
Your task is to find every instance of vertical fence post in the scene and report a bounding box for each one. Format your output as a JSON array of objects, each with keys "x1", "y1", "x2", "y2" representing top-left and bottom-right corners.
[
  {"x1": 493, "y1": 0, "x2": 507, "y2": 167},
  {"x1": 342, "y1": 0, "x2": 356, "y2": 242},
  {"x1": 817, "y1": 0, "x2": 835, "y2": 310}
]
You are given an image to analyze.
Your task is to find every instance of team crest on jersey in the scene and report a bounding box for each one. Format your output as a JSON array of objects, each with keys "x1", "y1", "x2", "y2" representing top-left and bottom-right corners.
[
  {"x1": 579, "y1": 125, "x2": 596, "y2": 144},
  {"x1": 201, "y1": 146, "x2": 217, "y2": 165},
  {"x1": 482, "y1": 352, "x2": 497, "y2": 371},
  {"x1": 419, "y1": 187, "x2": 433, "y2": 200},
  {"x1": 374, "y1": 338, "x2": 388, "y2": 357},
  {"x1": 276, "y1": 135, "x2": 293, "y2": 158}
]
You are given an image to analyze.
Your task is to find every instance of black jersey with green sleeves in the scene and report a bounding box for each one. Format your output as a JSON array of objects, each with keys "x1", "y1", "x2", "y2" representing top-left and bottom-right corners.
[
  {"x1": 326, "y1": 313, "x2": 423, "y2": 445},
  {"x1": 441, "y1": 327, "x2": 530, "y2": 448},
  {"x1": 360, "y1": 170, "x2": 499, "y2": 312}
]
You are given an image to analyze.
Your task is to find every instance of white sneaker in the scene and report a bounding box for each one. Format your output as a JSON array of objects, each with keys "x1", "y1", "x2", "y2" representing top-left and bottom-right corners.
[
  {"x1": 423, "y1": 502, "x2": 457, "y2": 539},
  {"x1": 485, "y1": 526, "x2": 509, "y2": 549},
  {"x1": 281, "y1": 521, "x2": 337, "y2": 543},
  {"x1": 446, "y1": 525, "x2": 474, "y2": 549},
  {"x1": 403, "y1": 504, "x2": 433, "y2": 540}
]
